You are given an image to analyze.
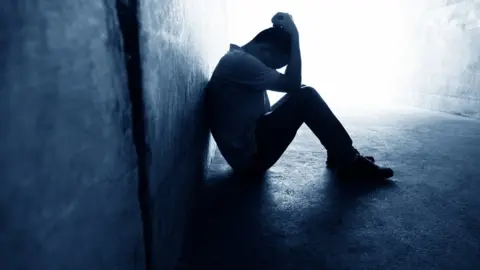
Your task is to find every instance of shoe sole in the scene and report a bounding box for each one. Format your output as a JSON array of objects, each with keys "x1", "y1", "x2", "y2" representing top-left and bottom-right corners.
[
  {"x1": 326, "y1": 156, "x2": 375, "y2": 169},
  {"x1": 336, "y1": 168, "x2": 394, "y2": 182}
]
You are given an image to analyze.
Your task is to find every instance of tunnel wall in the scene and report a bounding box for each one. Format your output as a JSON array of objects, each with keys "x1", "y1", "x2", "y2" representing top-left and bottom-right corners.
[
  {"x1": 0, "y1": 1, "x2": 145, "y2": 270},
  {"x1": 398, "y1": 0, "x2": 480, "y2": 119},
  {"x1": 138, "y1": 0, "x2": 228, "y2": 269},
  {"x1": 0, "y1": 0, "x2": 227, "y2": 270}
]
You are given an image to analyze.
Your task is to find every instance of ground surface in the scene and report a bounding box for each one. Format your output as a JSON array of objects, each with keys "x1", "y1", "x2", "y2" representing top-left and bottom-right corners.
[{"x1": 179, "y1": 106, "x2": 480, "y2": 270}]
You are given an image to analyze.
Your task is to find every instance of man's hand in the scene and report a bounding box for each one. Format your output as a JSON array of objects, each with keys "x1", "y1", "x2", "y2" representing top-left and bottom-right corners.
[{"x1": 271, "y1": 12, "x2": 298, "y2": 37}]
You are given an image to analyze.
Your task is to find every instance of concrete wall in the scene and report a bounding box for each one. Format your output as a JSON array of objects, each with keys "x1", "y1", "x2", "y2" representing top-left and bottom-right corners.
[
  {"x1": 0, "y1": 1, "x2": 145, "y2": 270},
  {"x1": 0, "y1": 0, "x2": 227, "y2": 269},
  {"x1": 138, "y1": 0, "x2": 227, "y2": 268},
  {"x1": 397, "y1": 0, "x2": 480, "y2": 118}
]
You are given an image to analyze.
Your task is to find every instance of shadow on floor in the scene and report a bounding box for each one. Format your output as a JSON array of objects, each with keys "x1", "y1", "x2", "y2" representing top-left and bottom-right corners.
[
  {"x1": 178, "y1": 161, "x2": 397, "y2": 270},
  {"x1": 179, "y1": 108, "x2": 480, "y2": 270}
]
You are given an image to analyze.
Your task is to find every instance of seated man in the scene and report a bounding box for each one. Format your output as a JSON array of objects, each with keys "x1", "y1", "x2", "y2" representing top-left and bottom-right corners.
[{"x1": 206, "y1": 12, "x2": 394, "y2": 181}]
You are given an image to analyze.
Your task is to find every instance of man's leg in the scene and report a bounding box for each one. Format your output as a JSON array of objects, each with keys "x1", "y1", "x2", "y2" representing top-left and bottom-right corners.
[
  {"x1": 252, "y1": 90, "x2": 305, "y2": 171},
  {"x1": 253, "y1": 85, "x2": 354, "y2": 170},
  {"x1": 253, "y1": 86, "x2": 393, "y2": 180}
]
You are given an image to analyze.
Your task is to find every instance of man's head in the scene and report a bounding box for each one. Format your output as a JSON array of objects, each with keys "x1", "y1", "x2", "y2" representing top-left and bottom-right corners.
[{"x1": 243, "y1": 27, "x2": 291, "y2": 69}]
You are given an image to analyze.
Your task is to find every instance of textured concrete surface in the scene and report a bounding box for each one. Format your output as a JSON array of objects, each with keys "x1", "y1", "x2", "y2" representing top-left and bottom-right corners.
[
  {"x1": 0, "y1": 0, "x2": 228, "y2": 269},
  {"x1": 0, "y1": 1, "x2": 145, "y2": 270},
  {"x1": 180, "y1": 106, "x2": 480, "y2": 270},
  {"x1": 138, "y1": 0, "x2": 228, "y2": 268}
]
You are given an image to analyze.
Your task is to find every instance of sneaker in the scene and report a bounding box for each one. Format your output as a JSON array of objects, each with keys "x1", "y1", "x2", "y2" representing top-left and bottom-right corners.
[
  {"x1": 336, "y1": 155, "x2": 394, "y2": 181},
  {"x1": 326, "y1": 150, "x2": 374, "y2": 169}
]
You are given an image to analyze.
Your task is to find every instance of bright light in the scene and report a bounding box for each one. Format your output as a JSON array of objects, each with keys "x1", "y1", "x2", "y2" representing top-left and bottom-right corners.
[
  {"x1": 226, "y1": 0, "x2": 413, "y2": 108},
  {"x1": 226, "y1": 0, "x2": 479, "y2": 110}
]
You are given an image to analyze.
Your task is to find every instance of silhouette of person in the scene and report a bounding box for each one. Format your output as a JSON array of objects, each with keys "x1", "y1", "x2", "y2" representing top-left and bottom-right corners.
[{"x1": 206, "y1": 12, "x2": 393, "y2": 181}]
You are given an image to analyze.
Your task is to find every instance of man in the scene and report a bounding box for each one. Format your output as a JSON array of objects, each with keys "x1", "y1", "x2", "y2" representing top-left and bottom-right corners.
[{"x1": 206, "y1": 12, "x2": 394, "y2": 181}]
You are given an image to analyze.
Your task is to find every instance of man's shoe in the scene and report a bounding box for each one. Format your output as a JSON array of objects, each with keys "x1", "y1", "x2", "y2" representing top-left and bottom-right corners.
[
  {"x1": 336, "y1": 155, "x2": 394, "y2": 181},
  {"x1": 326, "y1": 152, "x2": 374, "y2": 169}
]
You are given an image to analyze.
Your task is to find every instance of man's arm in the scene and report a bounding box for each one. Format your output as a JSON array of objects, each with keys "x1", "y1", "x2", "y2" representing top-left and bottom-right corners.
[
  {"x1": 270, "y1": 33, "x2": 302, "y2": 92},
  {"x1": 266, "y1": 13, "x2": 302, "y2": 93},
  {"x1": 216, "y1": 51, "x2": 296, "y2": 93}
]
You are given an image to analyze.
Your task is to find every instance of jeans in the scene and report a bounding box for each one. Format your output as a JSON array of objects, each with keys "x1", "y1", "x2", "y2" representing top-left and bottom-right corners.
[{"x1": 251, "y1": 85, "x2": 355, "y2": 172}]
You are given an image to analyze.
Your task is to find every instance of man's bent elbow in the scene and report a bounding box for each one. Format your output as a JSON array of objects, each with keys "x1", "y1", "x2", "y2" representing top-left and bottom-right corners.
[{"x1": 288, "y1": 80, "x2": 302, "y2": 92}]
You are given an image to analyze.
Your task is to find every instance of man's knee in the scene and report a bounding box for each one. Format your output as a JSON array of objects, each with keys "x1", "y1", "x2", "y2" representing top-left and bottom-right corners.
[
  {"x1": 292, "y1": 85, "x2": 319, "y2": 100},
  {"x1": 300, "y1": 85, "x2": 317, "y2": 92}
]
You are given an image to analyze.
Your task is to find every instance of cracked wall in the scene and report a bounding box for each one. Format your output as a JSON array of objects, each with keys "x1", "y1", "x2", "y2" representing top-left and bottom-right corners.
[{"x1": 0, "y1": 0, "x2": 227, "y2": 269}]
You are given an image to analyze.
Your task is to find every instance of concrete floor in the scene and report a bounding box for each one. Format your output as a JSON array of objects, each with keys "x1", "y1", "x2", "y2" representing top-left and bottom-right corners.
[{"x1": 179, "y1": 106, "x2": 480, "y2": 270}]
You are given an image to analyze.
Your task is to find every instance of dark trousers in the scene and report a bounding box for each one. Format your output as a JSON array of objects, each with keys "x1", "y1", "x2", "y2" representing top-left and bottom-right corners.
[{"x1": 252, "y1": 86, "x2": 354, "y2": 172}]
